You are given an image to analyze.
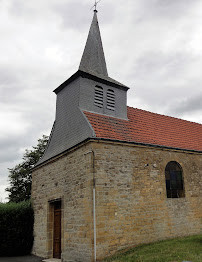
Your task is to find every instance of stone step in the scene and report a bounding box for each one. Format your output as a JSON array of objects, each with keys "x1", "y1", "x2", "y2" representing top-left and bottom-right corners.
[{"x1": 42, "y1": 259, "x2": 61, "y2": 262}]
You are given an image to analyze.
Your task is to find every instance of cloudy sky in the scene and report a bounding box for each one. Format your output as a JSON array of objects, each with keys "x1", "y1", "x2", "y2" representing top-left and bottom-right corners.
[{"x1": 0, "y1": 0, "x2": 202, "y2": 201}]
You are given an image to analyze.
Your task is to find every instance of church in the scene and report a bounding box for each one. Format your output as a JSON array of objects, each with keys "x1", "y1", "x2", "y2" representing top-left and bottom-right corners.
[{"x1": 32, "y1": 9, "x2": 202, "y2": 262}]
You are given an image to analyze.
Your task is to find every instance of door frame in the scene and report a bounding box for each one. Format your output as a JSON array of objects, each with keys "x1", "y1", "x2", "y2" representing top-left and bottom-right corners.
[{"x1": 47, "y1": 198, "x2": 63, "y2": 258}]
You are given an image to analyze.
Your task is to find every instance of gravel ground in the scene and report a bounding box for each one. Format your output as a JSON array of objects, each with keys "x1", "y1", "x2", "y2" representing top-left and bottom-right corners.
[{"x1": 0, "y1": 255, "x2": 43, "y2": 262}]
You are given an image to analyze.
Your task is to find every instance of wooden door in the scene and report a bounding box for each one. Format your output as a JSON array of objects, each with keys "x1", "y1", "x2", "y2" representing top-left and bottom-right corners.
[{"x1": 53, "y1": 202, "x2": 61, "y2": 258}]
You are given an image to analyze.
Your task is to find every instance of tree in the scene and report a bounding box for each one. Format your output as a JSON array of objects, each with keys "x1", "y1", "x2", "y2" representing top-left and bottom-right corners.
[{"x1": 6, "y1": 135, "x2": 49, "y2": 203}]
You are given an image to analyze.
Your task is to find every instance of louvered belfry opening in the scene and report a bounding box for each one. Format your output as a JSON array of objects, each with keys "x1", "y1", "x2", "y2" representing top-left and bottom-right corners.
[
  {"x1": 94, "y1": 85, "x2": 104, "y2": 108},
  {"x1": 107, "y1": 89, "x2": 115, "y2": 111}
]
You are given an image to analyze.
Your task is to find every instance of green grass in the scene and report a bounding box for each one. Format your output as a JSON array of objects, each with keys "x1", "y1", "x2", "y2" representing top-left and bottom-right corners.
[{"x1": 104, "y1": 235, "x2": 202, "y2": 262}]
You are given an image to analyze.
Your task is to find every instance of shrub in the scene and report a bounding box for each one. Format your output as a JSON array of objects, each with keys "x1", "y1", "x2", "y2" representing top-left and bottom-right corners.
[{"x1": 0, "y1": 201, "x2": 34, "y2": 256}]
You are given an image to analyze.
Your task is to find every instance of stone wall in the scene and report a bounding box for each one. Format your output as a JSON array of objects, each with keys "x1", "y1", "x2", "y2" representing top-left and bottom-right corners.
[
  {"x1": 32, "y1": 140, "x2": 202, "y2": 261},
  {"x1": 92, "y1": 141, "x2": 202, "y2": 260},
  {"x1": 32, "y1": 143, "x2": 94, "y2": 261}
]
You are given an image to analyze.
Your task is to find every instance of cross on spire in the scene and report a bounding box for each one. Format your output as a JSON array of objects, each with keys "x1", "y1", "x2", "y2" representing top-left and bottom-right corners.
[{"x1": 91, "y1": 0, "x2": 102, "y2": 12}]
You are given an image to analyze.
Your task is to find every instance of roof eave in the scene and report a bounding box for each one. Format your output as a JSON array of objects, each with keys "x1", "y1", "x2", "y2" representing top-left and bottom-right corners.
[
  {"x1": 94, "y1": 138, "x2": 202, "y2": 154},
  {"x1": 54, "y1": 70, "x2": 129, "y2": 94},
  {"x1": 33, "y1": 137, "x2": 202, "y2": 171}
]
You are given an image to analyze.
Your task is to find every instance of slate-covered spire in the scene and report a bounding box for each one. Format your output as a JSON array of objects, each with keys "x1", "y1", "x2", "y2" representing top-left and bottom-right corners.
[{"x1": 79, "y1": 10, "x2": 108, "y2": 77}]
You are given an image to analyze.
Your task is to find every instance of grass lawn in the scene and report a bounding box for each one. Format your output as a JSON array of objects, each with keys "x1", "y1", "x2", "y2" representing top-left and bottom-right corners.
[{"x1": 104, "y1": 235, "x2": 202, "y2": 262}]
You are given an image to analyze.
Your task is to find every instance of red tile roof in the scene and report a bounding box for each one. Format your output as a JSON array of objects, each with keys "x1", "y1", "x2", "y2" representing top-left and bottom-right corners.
[{"x1": 84, "y1": 107, "x2": 202, "y2": 152}]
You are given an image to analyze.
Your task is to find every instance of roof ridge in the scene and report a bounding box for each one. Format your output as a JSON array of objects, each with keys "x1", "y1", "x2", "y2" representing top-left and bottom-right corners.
[{"x1": 127, "y1": 106, "x2": 202, "y2": 126}]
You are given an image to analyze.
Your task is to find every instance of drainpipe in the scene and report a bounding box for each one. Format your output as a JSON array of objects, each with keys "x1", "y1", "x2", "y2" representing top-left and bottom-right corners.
[
  {"x1": 85, "y1": 150, "x2": 96, "y2": 261},
  {"x1": 92, "y1": 151, "x2": 96, "y2": 262}
]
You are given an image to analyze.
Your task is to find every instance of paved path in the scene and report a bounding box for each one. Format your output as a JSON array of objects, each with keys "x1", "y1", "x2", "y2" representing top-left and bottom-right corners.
[{"x1": 0, "y1": 255, "x2": 43, "y2": 262}]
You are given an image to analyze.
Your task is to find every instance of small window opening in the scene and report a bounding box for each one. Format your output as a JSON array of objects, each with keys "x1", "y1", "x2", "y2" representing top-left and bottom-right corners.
[
  {"x1": 94, "y1": 86, "x2": 103, "y2": 108},
  {"x1": 165, "y1": 161, "x2": 185, "y2": 198},
  {"x1": 107, "y1": 89, "x2": 115, "y2": 111}
]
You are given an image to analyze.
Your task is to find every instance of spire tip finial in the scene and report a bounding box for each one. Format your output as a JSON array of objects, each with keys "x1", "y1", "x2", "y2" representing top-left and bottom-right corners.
[{"x1": 91, "y1": 0, "x2": 101, "y2": 13}]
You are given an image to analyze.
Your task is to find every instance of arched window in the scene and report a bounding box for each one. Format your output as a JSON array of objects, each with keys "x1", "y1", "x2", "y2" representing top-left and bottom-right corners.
[
  {"x1": 106, "y1": 89, "x2": 115, "y2": 111},
  {"x1": 94, "y1": 86, "x2": 103, "y2": 108},
  {"x1": 165, "y1": 161, "x2": 185, "y2": 198}
]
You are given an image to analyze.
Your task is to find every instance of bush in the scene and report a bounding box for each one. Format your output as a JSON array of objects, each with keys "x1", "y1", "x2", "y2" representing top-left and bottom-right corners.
[{"x1": 0, "y1": 201, "x2": 34, "y2": 256}]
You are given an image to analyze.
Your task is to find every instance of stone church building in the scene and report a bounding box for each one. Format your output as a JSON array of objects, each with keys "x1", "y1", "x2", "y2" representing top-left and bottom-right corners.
[{"x1": 32, "y1": 10, "x2": 202, "y2": 262}]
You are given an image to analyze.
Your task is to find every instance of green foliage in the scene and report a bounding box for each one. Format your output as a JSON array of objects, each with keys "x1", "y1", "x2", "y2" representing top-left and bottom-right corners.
[
  {"x1": 104, "y1": 235, "x2": 202, "y2": 262},
  {"x1": 0, "y1": 201, "x2": 34, "y2": 256},
  {"x1": 6, "y1": 135, "x2": 48, "y2": 203}
]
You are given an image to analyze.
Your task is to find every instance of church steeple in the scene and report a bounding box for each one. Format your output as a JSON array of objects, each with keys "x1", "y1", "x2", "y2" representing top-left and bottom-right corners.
[
  {"x1": 36, "y1": 8, "x2": 129, "y2": 167},
  {"x1": 79, "y1": 11, "x2": 108, "y2": 77}
]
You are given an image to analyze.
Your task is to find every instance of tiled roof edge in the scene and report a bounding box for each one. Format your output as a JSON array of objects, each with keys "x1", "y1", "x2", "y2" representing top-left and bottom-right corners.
[
  {"x1": 32, "y1": 137, "x2": 202, "y2": 171},
  {"x1": 93, "y1": 137, "x2": 202, "y2": 153}
]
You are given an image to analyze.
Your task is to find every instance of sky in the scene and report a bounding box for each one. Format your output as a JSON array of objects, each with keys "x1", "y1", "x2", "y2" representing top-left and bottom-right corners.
[{"x1": 0, "y1": 0, "x2": 202, "y2": 202}]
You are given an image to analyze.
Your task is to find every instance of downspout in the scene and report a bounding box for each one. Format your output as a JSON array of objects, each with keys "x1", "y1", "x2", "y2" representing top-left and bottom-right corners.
[
  {"x1": 84, "y1": 150, "x2": 96, "y2": 261},
  {"x1": 92, "y1": 150, "x2": 96, "y2": 262}
]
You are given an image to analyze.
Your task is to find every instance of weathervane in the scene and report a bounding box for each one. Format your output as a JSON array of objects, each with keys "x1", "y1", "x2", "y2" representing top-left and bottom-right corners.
[{"x1": 91, "y1": 0, "x2": 102, "y2": 12}]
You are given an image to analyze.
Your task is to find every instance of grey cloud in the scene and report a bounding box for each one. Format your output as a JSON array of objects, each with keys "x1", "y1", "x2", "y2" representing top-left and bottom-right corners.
[
  {"x1": 54, "y1": 1, "x2": 90, "y2": 31},
  {"x1": 9, "y1": 0, "x2": 27, "y2": 16},
  {"x1": 8, "y1": 0, "x2": 35, "y2": 18},
  {"x1": 0, "y1": 66, "x2": 19, "y2": 85},
  {"x1": 0, "y1": 67, "x2": 24, "y2": 103},
  {"x1": 126, "y1": 51, "x2": 192, "y2": 97},
  {"x1": 0, "y1": 132, "x2": 32, "y2": 163},
  {"x1": 124, "y1": 49, "x2": 201, "y2": 116},
  {"x1": 0, "y1": 114, "x2": 51, "y2": 163},
  {"x1": 133, "y1": 51, "x2": 191, "y2": 80},
  {"x1": 170, "y1": 94, "x2": 202, "y2": 115},
  {"x1": 0, "y1": 144, "x2": 22, "y2": 163},
  {"x1": 136, "y1": 0, "x2": 196, "y2": 20}
]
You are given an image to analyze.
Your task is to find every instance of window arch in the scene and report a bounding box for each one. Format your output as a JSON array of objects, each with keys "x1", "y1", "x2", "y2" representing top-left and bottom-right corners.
[
  {"x1": 165, "y1": 161, "x2": 185, "y2": 198},
  {"x1": 106, "y1": 89, "x2": 115, "y2": 111}
]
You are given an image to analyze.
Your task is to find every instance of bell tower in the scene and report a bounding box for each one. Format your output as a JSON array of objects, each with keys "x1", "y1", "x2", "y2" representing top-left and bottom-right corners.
[{"x1": 37, "y1": 10, "x2": 129, "y2": 166}]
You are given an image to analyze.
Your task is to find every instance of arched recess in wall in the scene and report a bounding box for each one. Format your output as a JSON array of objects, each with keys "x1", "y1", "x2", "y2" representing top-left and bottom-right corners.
[{"x1": 165, "y1": 161, "x2": 185, "y2": 198}]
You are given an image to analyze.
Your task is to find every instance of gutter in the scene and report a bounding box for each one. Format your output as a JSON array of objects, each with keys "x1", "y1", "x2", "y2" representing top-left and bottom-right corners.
[
  {"x1": 94, "y1": 138, "x2": 202, "y2": 153},
  {"x1": 32, "y1": 137, "x2": 202, "y2": 171}
]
